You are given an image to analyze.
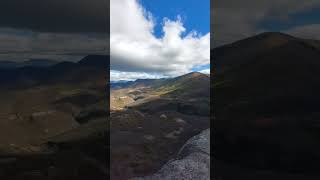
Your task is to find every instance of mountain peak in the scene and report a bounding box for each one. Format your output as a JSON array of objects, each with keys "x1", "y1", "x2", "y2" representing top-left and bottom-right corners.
[
  {"x1": 78, "y1": 55, "x2": 108, "y2": 67},
  {"x1": 172, "y1": 72, "x2": 209, "y2": 83},
  {"x1": 243, "y1": 32, "x2": 295, "y2": 45},
  {"x1": 183, "y1": 72, "x2": 207, "y2": 78},
  {"x1": 221, "y1": 32, "x2": 296, "y2": 49},
  {"x1": 254, "y1": 32, "x2": 296, "y2": 42},
  {"x1": 258, "y1": 32, "x2": 294, "y2": 38}
]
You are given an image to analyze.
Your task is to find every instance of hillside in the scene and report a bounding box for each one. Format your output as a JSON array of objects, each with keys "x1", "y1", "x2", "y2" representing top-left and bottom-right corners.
[
  {"x1": 0, "y1": 55, "x2": 108, "y2": 89},
  {"x1": 0, "y1": 55, "x2": 109, "y2": 180},
  {"x1": 111, "y1": 72, "x2": 210, "y2": 112},
  {"x1": 110, "y1": 72, "x2": 210, "y2": 179},
  {"x1": 213, "y1": 32, "x2": 320, "y2": 178}
]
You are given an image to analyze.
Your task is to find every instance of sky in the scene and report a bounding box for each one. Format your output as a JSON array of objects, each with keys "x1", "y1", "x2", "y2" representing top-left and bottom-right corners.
[
  {"x1": 3, "y1": 0, "x2": 317, "y2": 80},
  {"x1": 0, "y1": 0, "x2": 108, "y2": 62},
  {"x1": 212, "y1": 0, "x2": 320, "y2": 47},
  {"x1": 110, "y1": 0, "x2": 210, "y2": 81}
]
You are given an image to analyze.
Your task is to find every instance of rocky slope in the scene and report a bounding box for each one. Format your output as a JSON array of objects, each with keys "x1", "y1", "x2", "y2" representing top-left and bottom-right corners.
[
  {"x1": 130, "y1": 129, "x2": 210, "y2": 180},
  {"x1": 110, "y1": 72, "x2": 210, "y2": 179}
]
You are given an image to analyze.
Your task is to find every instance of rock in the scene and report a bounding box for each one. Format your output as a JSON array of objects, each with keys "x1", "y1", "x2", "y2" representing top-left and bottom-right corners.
[
  {"x1": 144, "y1": 135, "x2": 155, "y2": 141},
  {"x1": 174, "y1": 118, "x2": 187, "y2": 125},
  {"x1": 165, "y1": 127, "x2": 184, "y2": 139},
  {"x1": 135, "y1": 110, "x2": 145, "y2": 117},
  {"x1": 177, "y1": 127, "x2": 184, "y2": 134},
  {"x1": 28, "y1": 145, "x2": 43, "y2": 152},
  {"x1": 31, "y1": 110, "x2": 55, "y2": 118},
  {"x1": 160, "y1": 114, "x2": 167, "y2": 120},
  {"x1": 177, "y1": 129, "x2": 210, "y2": 158},
  {"x1": 8, "y1": 114, "x2": 17, "y2": 120},
  {"x1": 131, "y1": 129, "x2": 210, "y2": 180},
  {"x1": 165, "y1": 132, "x2": 178, "y2": 139}
]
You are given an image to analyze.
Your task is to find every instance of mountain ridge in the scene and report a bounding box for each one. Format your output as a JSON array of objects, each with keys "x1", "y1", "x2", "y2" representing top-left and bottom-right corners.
[
  {"x1": 0, "y1": 55, "x2": 108, "y2": 89},
  {"x1": 213, "y1": 32, "x2": 320, "y2": 73},
  {"x1": 111, "y1": 72, "x2": 209, "y2": 90},
  {"x1": 213, "y1": 32, "x2": 320, "y2": 175}
]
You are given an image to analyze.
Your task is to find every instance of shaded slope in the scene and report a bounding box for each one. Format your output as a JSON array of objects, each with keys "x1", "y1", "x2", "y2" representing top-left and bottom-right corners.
[
  {"x1": 213, "y1": 32, "x2": 320, "y2": 175},
  {"x1": 122, "y1": 72, "x2": 210, "y2": 116}
]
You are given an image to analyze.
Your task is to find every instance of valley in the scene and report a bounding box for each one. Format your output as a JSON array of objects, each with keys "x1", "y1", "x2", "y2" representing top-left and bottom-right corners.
[
  {"x1": 110, "y1": 72, "x2": 210, "y2": 179},
  {"x1": 0, "y1": 55, "x2": 109, "y2": 180}
]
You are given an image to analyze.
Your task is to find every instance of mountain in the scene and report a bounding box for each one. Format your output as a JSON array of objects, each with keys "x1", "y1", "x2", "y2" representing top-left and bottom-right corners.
[
  {"x1": 78, "y1": 55, "x2": 108, "y2": 68},
  {"x1": 22, "y1": 59, "x2": 58, "y2": 67},
  {"x1": 0, "y1": 59, "x2": 58, "y2": 69},
  {"x1": 109, "y1": 72, "x2": 209, "y2": 115},
  {"x1": 110, "y1": 72, "x2": 210, "y2": 179},
  {"x1": 214, "y1": 32, "x2": 320, "y2": 71},
  {"x1": 0, "y1": 55, "x2": 109, "y2": 179},
  {"x1": 111, "y1": 78, "x2": 167, "y2": 90},
  {"x1": 111, "y1": 72, "x2": 209, "y2": 91},
  {"x1": 213, "y1": 32, "x2": 320, "y2": 175},
  {"x1": 0, "y1": 55, "x2": 108, "y2": 89},
  {"x1": 154, "y1": 72, "x2": 210, "y2": 97}
]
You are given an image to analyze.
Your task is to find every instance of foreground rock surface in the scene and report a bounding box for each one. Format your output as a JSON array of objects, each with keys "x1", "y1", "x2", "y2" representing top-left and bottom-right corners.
[{"x1": 131, "y1": 129, "x2": 210, "y2": 180}]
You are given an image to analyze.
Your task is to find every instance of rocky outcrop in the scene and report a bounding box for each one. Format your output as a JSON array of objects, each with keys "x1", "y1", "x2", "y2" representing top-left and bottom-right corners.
[{"x1": 131, "y1": 129, "x2": 210, "y2": 180}]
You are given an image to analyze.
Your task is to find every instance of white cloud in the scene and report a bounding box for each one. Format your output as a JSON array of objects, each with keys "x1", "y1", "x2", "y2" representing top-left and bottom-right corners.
[
  {"x1": 0, "y1": 28, "x2": 107, "y2": 62},
  {"x1": 110, "y1": 0, "x2": 210, "y2": 80},
  {"x1": 285, "y1": 24, "x2": 320, "y2": 40},
  {"x1": 213, "y1": 0, "x2": 320, "y2": 47},
  {"x1": 110, "y1": 70, "x2": 168, "y2": 81},
  {"x1": 198, "y1": 68, "x2": 210, "y2": 74}
]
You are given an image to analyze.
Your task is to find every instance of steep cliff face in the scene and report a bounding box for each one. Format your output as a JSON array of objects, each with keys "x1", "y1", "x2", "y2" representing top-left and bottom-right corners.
[{"x1": 130, "y1": 129, "x2": 210, "y2": 180}]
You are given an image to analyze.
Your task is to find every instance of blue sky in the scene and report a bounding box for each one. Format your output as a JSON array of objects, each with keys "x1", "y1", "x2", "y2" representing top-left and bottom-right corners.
[
  {"x1": 140, "y1": 0, "x2": 210, "y2": 38},
  {"x1": 192, "y1": 64, "x2": 210, "y2": 71},
  {"x1": 142, "y1": 0, "x2": 211, "y2": 73},
  {"x1": 110, "y1": 0, "x2": 210, "y2": 81}
]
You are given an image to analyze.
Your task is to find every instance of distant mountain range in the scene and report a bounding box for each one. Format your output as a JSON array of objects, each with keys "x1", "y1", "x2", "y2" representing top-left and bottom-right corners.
[
  {"x1": 0, "y1": 59, "x2": 58, "y2": 69},
  {"x1": 111, "y1": 78, "x2": 166, "y2": 89},
  {"x1": 0, "y1": 55, "x2": 108, "y2": 89},
  {"x1": 111, "y1": 72, "x2": 210, "y2": 115},
  {"x1": 111, "y1": 72, "x2": 210, "y2": 90}
]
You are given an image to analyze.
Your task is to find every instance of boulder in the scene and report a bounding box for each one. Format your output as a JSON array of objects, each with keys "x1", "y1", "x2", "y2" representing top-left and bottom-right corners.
[
  {"x1": 160, "y1": 114, "x2": 167, "y2": 120},
  {"x1": 144, "y1": 135, "x2": 155, "y2": 142},
  {"x1": 131, "y1": 129, "x2": 210, "y2": 180},
  {"x1": 174, "y1": 118, "x2": 187, "y2": 125}
]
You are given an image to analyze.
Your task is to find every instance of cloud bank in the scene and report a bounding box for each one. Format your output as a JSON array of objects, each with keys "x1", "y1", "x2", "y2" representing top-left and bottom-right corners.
[
  {"x1": 0, "y1": 1, "x2": 108, "y2": 62},
  {"x1": 286, "y1": 24, "x2": 320, "y2": 40},
  {"x1": 0, "y1": 0, "x2": 108, "y2": 33},
  {"x1": 0, "y1": 28, "x2": 107, "y2": 62},
  {"x1": 212, "y1": 0, "x2": 320, "y2": 47},
  {"x1": 110, "y1": 70, "x2": 168, "y2": 82},
  {"x1": 110, "y1": 0, "x2": 210, "y2": 81}
]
